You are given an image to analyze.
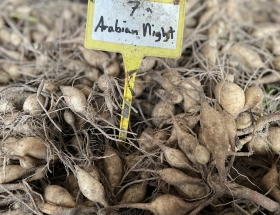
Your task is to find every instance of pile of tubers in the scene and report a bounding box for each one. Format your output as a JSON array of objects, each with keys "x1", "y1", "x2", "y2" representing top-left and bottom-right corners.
[{"x1": 0, "y1": 0, "x2": 280, "y2": 214}]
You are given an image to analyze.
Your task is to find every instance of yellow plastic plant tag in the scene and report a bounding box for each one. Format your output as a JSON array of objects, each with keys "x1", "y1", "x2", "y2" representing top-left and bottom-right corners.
[{"x1": 85, "y1": 0, "x2": 186, "y2": 141}]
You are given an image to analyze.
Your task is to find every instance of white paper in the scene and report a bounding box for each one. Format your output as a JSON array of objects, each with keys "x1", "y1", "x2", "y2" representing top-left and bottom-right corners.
[{"x1": 92, "y1": 0, "x2": 180, "y2": 49}]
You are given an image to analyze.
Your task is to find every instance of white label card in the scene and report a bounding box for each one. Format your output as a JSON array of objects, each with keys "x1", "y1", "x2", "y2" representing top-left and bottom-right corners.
[{"x1": 92, "y1": 0, "x2": 180, "y2": 49}]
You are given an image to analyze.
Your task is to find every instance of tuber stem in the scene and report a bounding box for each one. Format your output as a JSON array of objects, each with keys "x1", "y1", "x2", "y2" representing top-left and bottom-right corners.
[{"x1": 255, "y1": 111, "x2": 280, "y2": 132}]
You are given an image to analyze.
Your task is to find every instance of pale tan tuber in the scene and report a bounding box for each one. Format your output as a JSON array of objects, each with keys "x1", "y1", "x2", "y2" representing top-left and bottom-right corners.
[
  {"x1": 60, "y1": 86, "x2": 87, "y2": 114},
  {"x1": 158, "y1": 143, "x2": 195, "y2": 172},
  {"x1": 179, "y1": 77, "x2": 201, "y2": 113},
  {"x1": 138, "y1": 58, "x2": 155, "y2": 73},
  {"x1": 151, "y1": 100, "x2": 175, "y2": 126},
  {"x1": 110, "y1": 194, "x2": 196, "y2": 215},
  {"x1": 215, "y1": 81, "x2": 245, "y2": 115},
  {"x1": 18, "y1": 155, "x2": 41, "y2": 169},
  {"x1": 3, "y1": 136, "x2": 47, "y2": 160},
  {"x1": 273, "y1": 56, "x2": 280, "y2": 71},
  {"x1": 138, "y1": 128, "x2": 168, "y2": 152},
  {"x1": 193, "y1": 144, "x2": 211, "y2": 164},
  {"x1": 2, "y1": 64, "x2": 21, "y2": 79},
  {"x1": 236, "y1": 112, "x2": 253, "y2": 129},
  {"x1": 104, "y1": 147, "x2": 123, "y2": 190},
  {"x1": 157, "y1": 168, "x2": 202, "y2": 185},
  {"x1": 85, "y1": 68, "x2": 101, "y2": 82},
  {"x1": 229, "y1": 44, "x2": 266, "y2": 69},
  {"x1": 243, "y1": 85, "x2": 263, "y2": 111},
  {"x1": 78, "y1": 45, "x2": 109, "y2": 68},
  {"x1": 175, "y1": 183, "x2": 208, "y2": 199},
  {"x1": 200, "y1": 102, "x2": 229, "y2": 181},
  {"x1": 0, "y1": 99, "x2": 15, "y2": 113},
  {"x1": 147, "y1": 71, "x2": 183, "y2": 104},
  {"x1": 23, "y1": 94, "x2": 45, "y2": 115},
  {"x1": 97, "y1": 74, "x2": 115, "y2": 92},
  {"x1": 75, "y1": 165, "x2": 109, "y2": 207},
  {"x1": 134, "y1": 77, "x2": 145, "y2": 97},
  {"x1": 261, "y1": 164, "x2": 280, "y2": 203},
  {"x1": 119, "y1": 183, "x2": 147, "y2": 204},
  {"x1": 103, "y1": 60, "x2": 120, "y2": 77},
  {"x1": 268, "y1": 127, "x2": 280, "y2": 154},
  {"x1": 250, "y1": 136, "x2": 269, "y2": 155},
  {"x1": 0, "y1": 165, "x2": 29, "y2": 183},
  {"x1": 43, "y1": 185, "x2": 75, "y2": 207}
]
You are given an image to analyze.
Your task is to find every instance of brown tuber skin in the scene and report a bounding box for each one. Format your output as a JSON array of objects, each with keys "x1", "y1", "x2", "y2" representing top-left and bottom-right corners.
[
  {"x1": 75, "y1": 165, "x2": 109, "y2": 207},
  {"x1": 175, "y1": 183, "x2": 208, "y2": 199},
  {"x1": 236, "y1": 112, "x2": 253, "y2": 129},
  {"x1": 103, "y1": 194, "x2": 197, "y2": 215},
  {"x1": 193, "y1": 144, "x2": 211, "y2": 164},
  {"x1": 147, "y1": 71, "x2": 183, "y2": 104},
  {"x1": 273, "y1": 56, "x2": 280, "y2": 71},
  {"x1": 85, "y1": 68, "x2": 101, "y2": 82},
  {"x1": 221, "y1": 110, "x2": 237, "y2": 151},
  {"x1": 162, "y1": 70, "x2": 181, "y2": 86},
  {"x1": 134, "y1": 77, "x2": 145, "y2": 97},
  {"x1": 201, "y1": 41, "x2": 217, "y2": 66},
  {"x1": 243, "y1": 85, "x2": 264, "y2": 111},
  {"x1": 157, "y1": 168, "x2": 202, "y2": 185},
  {"x1": 3, "y1": 136, "x2": 48, "y2": 160},
  {"x1": 149, "y1": 194, "x2": 196, "y2": 215},
  {"x1": 124, "y1": 151, "x2": 142, "y2": 169},
  {"x1": 173, "y1": 121, "x2": 210, "y2": 164},
  {"x1": 138, "y1": 127, "x2": 156, "y2": 152},
  {"x1": 0, "y1": 70, "x2": 10, "y2": 84},
  {"x1": 165, "y1": 113, "x2": 200, "y2": 129},
  {"x1": 138, "y1": 128, "x2": 168, "y2": 152},
  {"x1": 268, "y1": 127, "x2": 280, "y2": 154},
  {"x1": 60, "y1": 86, "x2": 87, "y2": 115},
  {"x1": 174, "y1": 121, "x2": 198, "y2": 153},
  {"x1": 229, "y1": 44, "x2": 266, "y2": 69},
  {"x1": 42, "y1": 81, "x2": 58, "y2": 92},
  {"x1": 75, "y1": 84, "x2": 92, "y2": 98},
  {"x1": 97, "y1": 74, "x2": 115, "y2": 92},
  {"x1": 103, "y1": 60, "x2": 120, "y2": 77},
  {"x1": 0, "y1": 99, "x2": 15, "y2": 113},
  {"x1": 43, "y1": 185, "x2": 75, "y2": 208},
  {"x1": 0, "y1": 165, "x2": 29, "y2": 183},
  {"x1": 215, "y1": 81, "x2": 245, "y2": 115},
  {"x1": 23, "y1": 94, "x2": 45, "y2": 115},
  {"x1": 200, "y1": 102, "x2": 229, "y2": 181},
  {"x1": 151, "y1": 100, "x2": 175, "y2": 126},
  {"x1": 119, "y1": 183, "x2": 147, "y2": 204},
  {"x1": 2, "y1": 64, "x2": 21, "y2": 79},
  {"x1": 17, "y1": 155, "x2": 41, "y2": 169},
  {"x1": 261, "y1": 164, "x2": 280, "y2": 203},
  {"x1": 104, "y1": 147, "x2": 123, "y2": 191},
  {"x1": 138, "y1": 58, "x2": 155, "y2": 73},
  {"x1": 157, "y1": 142, "x2": 195, "y2": 172},
  {"x1": 179, "y1": 77, "x2": 202, "y2": 113},
  {"x1": 78, "y1": 45, "x2": 109, "y2": 68},
  {"x1": 250, "y1": 136, "x2": 269, "y2": 155}
]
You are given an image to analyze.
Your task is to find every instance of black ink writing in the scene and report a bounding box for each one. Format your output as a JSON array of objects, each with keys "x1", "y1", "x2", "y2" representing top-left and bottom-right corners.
[
  {"x1": 94, "y1": 16, "x2": 176, "y2": 43},
  {"x1": 128, "y1": 85, "x2": 136, "y2": 96},
  {"x1": 128, "y1": 1, "x2": 140, "y2": 16},
  {"x1": 94, "y1": 16, "x2": 138, "y2": 35},
  {"x1": 94, "y1": 16, "x2": 107, "y2": 32},
  {"x1": 146, "y1": 7, "x2": 152, "y2": 13},
  {"x1": 128, "y1": 69, "x2": 137, "y2": 75},
  {"x1": 143, "y1": 23, "x2": 175, "y2": 42},
  {"x1": 155, "y1": 32, "x2": 161, "y2": 42},
  {"x1": 142, "y1": 23, "x2": 151, "y2": 37}
]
